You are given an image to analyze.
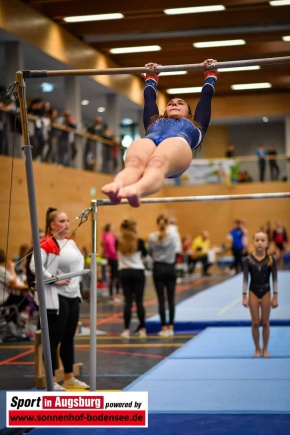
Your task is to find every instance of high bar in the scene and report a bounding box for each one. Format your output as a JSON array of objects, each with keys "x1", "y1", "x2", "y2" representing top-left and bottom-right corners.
[
  {"x1": 20, "y1": 56, "x2": 290, "y2": 78},
  {"x1": 96, "y1": 192, "x2": 290, "y2": 206}
]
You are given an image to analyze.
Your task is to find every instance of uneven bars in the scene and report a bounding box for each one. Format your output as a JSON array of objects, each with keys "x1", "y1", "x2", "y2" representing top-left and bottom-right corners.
[
  {"x1": 96, "y1": 192, "x2": 290, "y2": 206},
  {"x1": 21, "y1": 56, "x2": 290, "y2": 78}
]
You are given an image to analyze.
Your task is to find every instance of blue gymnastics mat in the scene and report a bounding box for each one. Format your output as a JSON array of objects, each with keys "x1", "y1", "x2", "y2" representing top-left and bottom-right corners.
[
  {"x1": 124, "y1": 326, "x2": 290, "y2": 414},
  {"x1": 146, "y1": 271, "x2": 290, "y2": 332},
  {"x1": 28, "y1": 414, "x2": 290, "y2": 435},
  {"x1": 170, "y1": 326, "x2": 290, "y2": 359}
]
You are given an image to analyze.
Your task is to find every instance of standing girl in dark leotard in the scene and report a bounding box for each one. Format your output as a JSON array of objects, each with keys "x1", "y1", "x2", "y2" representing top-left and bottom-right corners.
[
  {"x1": 242, "y1": 231, "x2": 278, "y2": 357},
  {"x1": 102, "y1": 59, "x2": 219, "y2": 207}
]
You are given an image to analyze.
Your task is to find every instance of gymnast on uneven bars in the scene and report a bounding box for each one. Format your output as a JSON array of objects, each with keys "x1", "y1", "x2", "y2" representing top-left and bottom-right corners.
[{"x1": 101, "y1": 59, "x2": 219, "y2": 207}]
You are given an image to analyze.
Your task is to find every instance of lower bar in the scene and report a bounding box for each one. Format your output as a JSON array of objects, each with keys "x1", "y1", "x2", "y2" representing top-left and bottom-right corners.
[{"x1": 97, "y1": 192, "x2": 290, "y2": 206}]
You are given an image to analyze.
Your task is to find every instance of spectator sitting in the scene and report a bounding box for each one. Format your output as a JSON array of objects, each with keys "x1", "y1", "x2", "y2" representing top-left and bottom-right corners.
[
  {"x1": 225, "y1": 144, "x2": 235, "y2": 158},
  {"x1": 0, "y1": 249, "x2": 31, "y2": 341},
  {"x1": 191, "y1": 231, "x2": 212, "y2": 276},
  {"x1": 238, "y1": 170, "x2": 253, "y2": 183},
  {"x1": 13, "y1": 244, "x2": 29, "y2": 278}
]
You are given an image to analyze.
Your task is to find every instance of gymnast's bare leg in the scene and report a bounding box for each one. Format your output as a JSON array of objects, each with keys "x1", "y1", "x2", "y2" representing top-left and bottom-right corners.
[{"x1": 117, "y1": 137, "x2": 192, "y2": 206}]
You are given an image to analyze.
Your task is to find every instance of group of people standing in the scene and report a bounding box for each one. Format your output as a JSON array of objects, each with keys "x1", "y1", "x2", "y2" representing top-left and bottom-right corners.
[
  {"x1": 102, "y1": 215, "x2": 181, "y2": 339},
  {"x1": 79, "y1": 214, "x2": 285, "y2": 360},
  {"x1": 1, "y1": 207, "x2": 285, "y2": 392}
]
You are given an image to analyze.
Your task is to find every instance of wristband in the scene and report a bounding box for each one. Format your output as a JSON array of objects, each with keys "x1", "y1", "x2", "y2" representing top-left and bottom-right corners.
[{"x1": 143, "y1": 72, "x2": 159, "y2": 83}]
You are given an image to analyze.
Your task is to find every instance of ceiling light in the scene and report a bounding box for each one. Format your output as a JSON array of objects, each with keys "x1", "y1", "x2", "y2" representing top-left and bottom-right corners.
[
  {"x1": 109, "y1": 45, "x2": 161, "y2": 54},
  {"x1": 164, "y1": 5, "x2": 225, "y2": 15},
  {"x1": 122, "y1": 118, "x2": 133, "y2": 125},
  {"x1": 269, "y1": 1, "x2": 290, "y2": 6},
  {"x1": 63, "y1": 13, "x2": 124, "y2": 23},
  {"x1": 231, "y1": 83, "x2": 272, "y2": 90},
  {"x1": 41, "y1": 82, "x2": 54, "y2": 92},
  {"x1": 282, "y1": 36, "x2": 290, "y2": 41},
  {"x1": 218, "y1": 66, "x2": 260, "y2": 72},
  {"x1": 160, "y1": 71, "x2": 187, "y2": 76},
  {"x1": 97, "y1": 107, "x2": 106, "y2": 113},
  {"x1": 167, "y1": 87, "x2": 202, "y2": 94},
  {"x1": 193, "y1": 39, "x2": 245, "y2": 48},
  {"x1": 81, "y1": 100, "x2": 89, "y2": 106}
]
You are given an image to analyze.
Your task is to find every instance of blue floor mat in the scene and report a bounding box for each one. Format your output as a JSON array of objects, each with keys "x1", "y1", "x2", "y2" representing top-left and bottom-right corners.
[
  {"x1": 29, "y1": 414, "x2": 290, "y2": 435},
  {"x1": 146, "y1": 271, "x2": 290, "y2": 332},
  {"x1": 170, "y1": 326, "x2": 290, "y2": 358},
  {"x1": 125, "y1": 327, "x2": 290, "y2": 414}
]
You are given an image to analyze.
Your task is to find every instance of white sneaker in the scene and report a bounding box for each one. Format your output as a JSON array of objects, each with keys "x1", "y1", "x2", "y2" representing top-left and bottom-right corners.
[
  {"x1": 113, "y1": 297, "x2": 122, "y2": 304},
  {"x1": 120, "y1": 330, "x2": 130, "y2": 338},
  {"x1": 168, "y1": 329, "x2": 174, "y2": 336},
  {"x1": 53, "y1": 382, "x2": 67, "y2": 392},
  {"x1": 137, "y1": 329, "x2": 147, "y2": 338},
  {"x1": 158, "y1": 330, "x2": 169, "y2": 337},
  {"x1": 63, "y1": 377, "x2": 90, "y2": 390}
]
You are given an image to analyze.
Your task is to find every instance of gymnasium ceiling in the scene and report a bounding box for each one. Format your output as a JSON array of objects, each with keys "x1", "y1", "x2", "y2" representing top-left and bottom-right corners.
[
  {"x1": 21, "y1": 0, "x2": 290, "y2": 99},
  {"x1": 0, "y1": 0, "x2": 290, "y2": 123}
]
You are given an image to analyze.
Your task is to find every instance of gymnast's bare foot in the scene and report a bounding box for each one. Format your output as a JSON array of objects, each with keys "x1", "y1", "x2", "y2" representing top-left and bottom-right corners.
[
  {"x1": 253, "y1": 349, "x2": 261, "y2": 358},
  {"x1": 118, "y1": 186, "x2": 141, "y2": 208},
  {"x1": 262, "y1": 349, "x2": 271, "y2": 357},
  {"x1": 101, "y1": 182, "x2": 122, "y2": 204}
]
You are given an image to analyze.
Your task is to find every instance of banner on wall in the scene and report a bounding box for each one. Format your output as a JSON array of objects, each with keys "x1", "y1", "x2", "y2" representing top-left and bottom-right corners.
[{"x1": 164, "y1": 159, "x2": 239, "y2": 186}]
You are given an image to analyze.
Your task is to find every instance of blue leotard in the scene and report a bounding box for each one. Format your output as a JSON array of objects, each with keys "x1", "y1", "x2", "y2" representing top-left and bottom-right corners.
[
  {"x1": 143, "y1": 77, "x2": 216, "y2": 151},
  {"x1": 145, "y1": 117, "x2": 202, "y2": 150}
]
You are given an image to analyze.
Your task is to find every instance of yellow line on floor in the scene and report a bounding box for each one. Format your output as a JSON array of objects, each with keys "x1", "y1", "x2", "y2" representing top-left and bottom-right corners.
[{"x1": 0, "y1": 345, "x2": 33, "y2": 349}]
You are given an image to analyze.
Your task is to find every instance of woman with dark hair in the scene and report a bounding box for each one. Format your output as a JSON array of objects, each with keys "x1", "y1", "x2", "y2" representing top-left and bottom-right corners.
[
  {"x1": 148, "y1": 215, "x2": 177, "y2": 337},
  {"x1": 102, "y1": 59, "x2": 219, "y2": 207},
  {"x1": 117, "y1": 219, "x2": 147, "y2": 338},
  {"x1": 30, "y1": 207, "x2": 88, "y2": 391}
]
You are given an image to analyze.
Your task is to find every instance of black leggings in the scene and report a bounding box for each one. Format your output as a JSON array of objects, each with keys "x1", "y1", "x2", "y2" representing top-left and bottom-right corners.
[
  {"x1": 119, "y1": 269, "x2": 146, "y2": 329},
  {"x1": 153, "y1": 262, "x2": 176, "y2": 327},
  {"x1": 108, "y1": 259, "x2": 120, "y2": 297},
  {"x1": 47, "y1": 295, "x2": 80, "y2": 374},
  {"x1": 231, "y1": 248, "x2": 244, "y2": 273}
]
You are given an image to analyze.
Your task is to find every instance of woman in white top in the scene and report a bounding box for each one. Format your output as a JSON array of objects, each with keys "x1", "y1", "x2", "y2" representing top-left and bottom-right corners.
[
  {"x1": 30, "y1": 207, "x2": 88, "y2": 391},
  {"x1": 117, "y1": 219, "x2": 147, "y2": 338}
]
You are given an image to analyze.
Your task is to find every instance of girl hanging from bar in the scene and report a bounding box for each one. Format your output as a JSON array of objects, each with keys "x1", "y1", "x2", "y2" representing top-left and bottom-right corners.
[{"x1": 102, "y1": 59, "x2": 219, "y2": 207}]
